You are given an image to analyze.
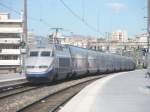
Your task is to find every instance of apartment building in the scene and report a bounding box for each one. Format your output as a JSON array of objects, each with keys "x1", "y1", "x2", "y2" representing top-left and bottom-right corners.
[
  {"x1": 111, "y1": 30, "x2": 128, "y2": 42},
  {"x1": 0, "y1": 13, "x2": 23, "y2": 73}
]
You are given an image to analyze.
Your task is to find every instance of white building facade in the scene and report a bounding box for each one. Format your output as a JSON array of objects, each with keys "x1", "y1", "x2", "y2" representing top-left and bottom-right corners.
[
  {"x1": 0, "y1": 13, "x2": 23, "y2": 73},
  {"x1": 111, "y1": 30, "x2": 128, "y2": 42}
]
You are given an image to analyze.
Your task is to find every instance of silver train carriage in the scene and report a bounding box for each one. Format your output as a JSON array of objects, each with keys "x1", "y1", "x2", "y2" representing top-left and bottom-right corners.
[
  {"x1": 25, "y1": 44, "x2": 136, "y2": 82},
  {"x1": 147, "y1": 53, "x2": 150, "y2": 75}
]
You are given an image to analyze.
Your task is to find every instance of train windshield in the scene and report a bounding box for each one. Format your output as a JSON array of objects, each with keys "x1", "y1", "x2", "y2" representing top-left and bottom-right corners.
[
  {"x1": 30, "y1": 51, "x2": 38, "y2": 57},
  {"x1": 41, "y1": 51, "x2": 51, "y2": 56}
]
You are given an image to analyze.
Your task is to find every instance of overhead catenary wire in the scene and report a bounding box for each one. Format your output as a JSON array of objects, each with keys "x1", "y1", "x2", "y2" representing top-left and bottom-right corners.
[
  {"x1": 0, "y1": 2, "x2": 52, "y2": 28},
  {"x1": 0, "y1": 1, "x2": 104, "y2": 36},
  {"x1": 0, "y1": 2, "x2": 21, "y2": 15},
  {"x1": 59, "y1": 0, "x2": 104, "y2": 36}
]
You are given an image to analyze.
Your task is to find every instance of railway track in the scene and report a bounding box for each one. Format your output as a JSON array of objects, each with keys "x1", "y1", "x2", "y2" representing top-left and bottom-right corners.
[
  {"x1": 0, "y1": 84, "x2": 42, "y2": 99},
  {"x1": 0, "y1": 82, "x2": 27, "y2": 93},
  {"x1": 0, "y1": 80, "x2": 49, "y2": 100},
  {"x1": 17, "y1": 76, "x2": 104, "y2": 112}
]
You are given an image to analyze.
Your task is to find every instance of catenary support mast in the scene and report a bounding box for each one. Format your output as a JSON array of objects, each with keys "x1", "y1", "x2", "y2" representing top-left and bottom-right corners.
[
  {"x1": 22, "y1": 0, "x2": 28, "y2": 74},
  {"x1": 148, "y1": 0, "x2": 150, "y2": 52},
  {"x1": 23, "y1": 0, "x2": 27, "y2": 43}
]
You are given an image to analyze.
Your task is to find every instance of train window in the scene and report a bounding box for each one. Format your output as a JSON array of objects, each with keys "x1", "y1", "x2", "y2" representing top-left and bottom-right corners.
[
  {"x1": 26, "y1": 66, "x2": 35, "y2": 68},
  {"x1": 30, "y1": 51, "x2": 38, "y2": 57},
  {"x1": 41, "y1": 51, "x2": 50, "y2": 56},
  {"x1": 59, "y1": 58, "x2": 70, "y2": 67},
  {"x1": 39, "y1": 66, "x2": 48, "y2": 69}
]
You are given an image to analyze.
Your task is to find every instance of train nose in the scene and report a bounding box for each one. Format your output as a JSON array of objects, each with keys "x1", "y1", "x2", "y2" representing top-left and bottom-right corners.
[
  {"x1": 26, "y1": 58, "x2": 54, "y2": 73},
  {"x1": 26, "y1": 65, "x2": 49, "y2": 73}
]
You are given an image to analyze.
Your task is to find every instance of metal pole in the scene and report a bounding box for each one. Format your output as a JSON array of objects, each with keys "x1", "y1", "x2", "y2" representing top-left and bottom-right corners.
[
  {"x1": 24, "y1": 0, "x2": 27, "y2": 43},
  {"x1": 51, "y1": 28, "x2": 63, "y2": 44},
  {"x1": 22, "y1": 0, "x2": 28, "y2": 74},
  {"x1": 148, "y1": 0, "x2": 150, "y2": 53}
]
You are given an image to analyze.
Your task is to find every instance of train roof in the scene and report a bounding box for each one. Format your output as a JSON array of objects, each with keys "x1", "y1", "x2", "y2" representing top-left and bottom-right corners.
[
  {"x1": 28, "y1": 43, "x2": 135, "y2": 61},
  {"x1": 66, "y1": 44, "x2": 134, "y2": 60}
]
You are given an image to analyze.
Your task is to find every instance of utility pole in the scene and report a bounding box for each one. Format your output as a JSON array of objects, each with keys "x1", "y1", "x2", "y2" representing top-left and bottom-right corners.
[
  {"x1": 51, "y1": 28, "x2": 63, "y2": 44},
  {"x1": 23, "y1": 0, "x2": 27, "y2": 44},
  {"x1": 21, "y1": 0, "x2": 28, "y2": 74},
  {"x1": 148, "y1": 0, "x2": 150, "y2": 53},
  {"x1": 97, "y1": 7, "x2": 100, "y2": 38},
  {"x1": 105, "y1": 32, "x2": 110, "y2": 52}
]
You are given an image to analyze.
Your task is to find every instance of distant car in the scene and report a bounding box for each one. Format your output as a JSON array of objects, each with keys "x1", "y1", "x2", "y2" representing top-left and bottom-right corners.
[{"x1": 25, "y1": 44, "x2": 136, "y2": 83}]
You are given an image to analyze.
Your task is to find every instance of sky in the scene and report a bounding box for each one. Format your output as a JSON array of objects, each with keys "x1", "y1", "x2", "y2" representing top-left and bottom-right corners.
[{"x1": 0, "y1": 0, "x2": 147, "y2": 38}]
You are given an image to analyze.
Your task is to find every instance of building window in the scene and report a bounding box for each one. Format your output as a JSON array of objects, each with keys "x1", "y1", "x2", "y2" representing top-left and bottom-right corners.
[
  {"x1": 0, "y1": 55, "x2": 18, "y2": 60},
  {"x1": 0, "y1": 44, "x2": 19, "y2": 49},
  {"x1": 0, "y1": 33, "x2": 20, "y2": 38}
]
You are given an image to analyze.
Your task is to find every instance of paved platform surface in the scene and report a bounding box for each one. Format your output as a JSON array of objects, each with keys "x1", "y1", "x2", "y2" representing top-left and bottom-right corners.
[
  {"x1": 59, "y1": 70, "x2": 150, "y2": 112},
  {"x1": 0, "y1": 73, "x2": 25, "y2": 83}
]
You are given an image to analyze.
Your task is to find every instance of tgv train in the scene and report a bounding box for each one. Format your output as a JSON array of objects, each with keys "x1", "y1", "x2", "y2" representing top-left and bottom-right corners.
[
  {"x1": 25, "y1": 44, "x2": 136, "y2": 83},
  {"x1": 147, "y1": 53, "x2": 150, "y2": 75}
]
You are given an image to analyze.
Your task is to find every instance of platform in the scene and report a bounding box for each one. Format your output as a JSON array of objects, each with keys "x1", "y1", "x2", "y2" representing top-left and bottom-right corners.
[
  {"x1": 59, "y1": 69, "x2": 150, "y2": 112},
  {"x1": 0, "y1": 73, "x2": 25, "y2": 83}
]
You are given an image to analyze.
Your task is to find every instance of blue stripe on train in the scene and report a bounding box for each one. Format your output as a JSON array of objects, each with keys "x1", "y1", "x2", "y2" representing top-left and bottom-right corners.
[{"x1": 26, "y1": 67, "x2": 55, "y2": 79}]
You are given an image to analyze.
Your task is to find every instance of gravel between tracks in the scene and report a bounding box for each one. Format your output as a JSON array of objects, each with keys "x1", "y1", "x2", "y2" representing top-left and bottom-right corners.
[
  {"x1": 0, "y1": 79, "x2": 27, "y2": 89},
  {"x1": 0, "y1": 75, "x2": 105, "y2": 112}
]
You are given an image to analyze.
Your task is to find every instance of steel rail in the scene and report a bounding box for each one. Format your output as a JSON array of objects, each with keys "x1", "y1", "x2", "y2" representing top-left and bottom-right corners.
[{"x1": 17, "y1": 75, "x2": 105, "y2": 112}]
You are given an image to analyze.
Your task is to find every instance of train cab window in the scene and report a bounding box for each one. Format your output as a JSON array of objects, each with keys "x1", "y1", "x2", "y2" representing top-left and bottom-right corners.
[
  {"x1": 26, "y1": 66, "x2": 35, "y2": 68},
  {"x1": 39, "y1": 66, "x2": 48, "y2": 69},
  {"x1": 41, "y1": 51, "x2": 50, "y2": 56},
  {"x1": 30, "y1": 51, "x2": 38, "y2": 57}
]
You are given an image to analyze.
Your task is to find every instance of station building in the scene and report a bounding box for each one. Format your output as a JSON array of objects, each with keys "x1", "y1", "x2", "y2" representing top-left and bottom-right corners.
[{"x1": 0, "y1": 13, "x2": 23, "y2": 73}]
